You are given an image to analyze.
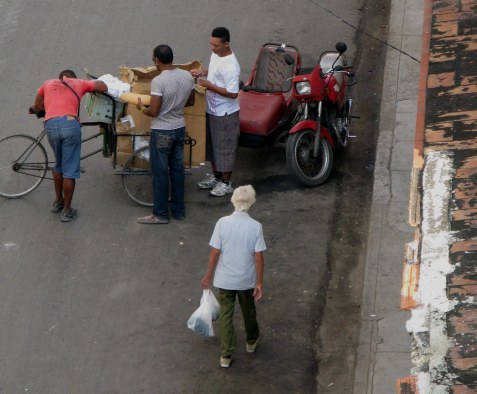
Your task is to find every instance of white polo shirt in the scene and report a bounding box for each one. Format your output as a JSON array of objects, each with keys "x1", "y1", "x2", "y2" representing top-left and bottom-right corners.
[{"x1": 210, "y1": 211, "x2": 266, "y2": 290}]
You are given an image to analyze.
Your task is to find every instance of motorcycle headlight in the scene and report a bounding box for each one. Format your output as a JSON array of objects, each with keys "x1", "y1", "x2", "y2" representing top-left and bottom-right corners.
[{"x1": 295, "y1": 81, "x2": 311, "y2": 95}]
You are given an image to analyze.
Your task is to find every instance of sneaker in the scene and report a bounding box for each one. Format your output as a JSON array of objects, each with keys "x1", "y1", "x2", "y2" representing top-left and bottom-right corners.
[
  {"x1": 197, "y1": 174, "x2": 219, "y2": 189},
  {"x1": 210, "y1": 181, "x2": 233, "y2": 197},
  {"x1": 137, "y1": 215, "x2": 169, "y2": 224},
  {"x1": 220, "y1": 356, "x2": 232, "y2": 368},
  {"x1": 60, "y1": 208, "x2": 78, "y2": 222},
  {"x1": 51, "y1": 200, "x2": 64, "y2": 213},
  {"x1": 246, "y1": 338, "x2": 259, "y2": 353}
]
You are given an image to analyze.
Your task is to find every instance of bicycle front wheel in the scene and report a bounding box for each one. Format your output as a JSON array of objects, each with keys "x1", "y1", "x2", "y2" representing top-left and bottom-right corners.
[
  {"x1": 121, "y1": 146, "x2": 153, "y2": 207},
  {"x1": 0, "y1": 134, "x2": 48, "y2": 198}
]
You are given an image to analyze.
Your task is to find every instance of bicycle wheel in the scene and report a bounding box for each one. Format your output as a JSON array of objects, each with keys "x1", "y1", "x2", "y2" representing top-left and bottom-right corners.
[
  {"x1": 121, "y1": 146, "x2": 153, "y2": 207},
  {"x1": 0, "y1": 134, "x2": 48, "y2": 198}
]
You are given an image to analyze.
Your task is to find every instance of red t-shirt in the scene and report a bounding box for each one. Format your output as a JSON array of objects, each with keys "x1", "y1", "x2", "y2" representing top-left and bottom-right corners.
[{"x1": 38, "y1": 77, "x2": 96, "y2": 121}]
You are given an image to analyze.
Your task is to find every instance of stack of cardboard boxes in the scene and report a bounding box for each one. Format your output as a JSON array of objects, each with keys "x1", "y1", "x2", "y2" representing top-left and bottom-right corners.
[{"x1": 114, "y1": 61, "x2": 206, "y2": 168}]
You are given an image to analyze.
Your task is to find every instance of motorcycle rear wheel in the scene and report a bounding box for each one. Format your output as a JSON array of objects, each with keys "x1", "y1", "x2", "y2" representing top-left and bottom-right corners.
[{"x1": 286, "y1": 129, "x2": 333, "y2": 187}]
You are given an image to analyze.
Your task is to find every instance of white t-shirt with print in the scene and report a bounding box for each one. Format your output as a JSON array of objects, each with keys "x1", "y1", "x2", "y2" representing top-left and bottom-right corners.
[{"x1": 205, "y1": 52, "x2": 240, "y2": 116}]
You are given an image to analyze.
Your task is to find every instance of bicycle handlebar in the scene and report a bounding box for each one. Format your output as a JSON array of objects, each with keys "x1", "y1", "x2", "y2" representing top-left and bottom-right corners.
[{"x1": 28, "y1": 106, "x2": 45, "y2": 118}]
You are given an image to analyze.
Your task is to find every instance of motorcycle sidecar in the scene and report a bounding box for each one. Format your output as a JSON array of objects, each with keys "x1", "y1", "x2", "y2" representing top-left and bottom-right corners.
[{"x1": 238, "y1": 43, "x2": 302, "y2": 148}]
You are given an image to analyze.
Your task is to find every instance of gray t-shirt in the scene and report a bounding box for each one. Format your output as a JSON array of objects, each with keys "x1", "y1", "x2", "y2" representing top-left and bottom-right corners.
[
  {"x1": 150, "y1": 68, "x2": 195, "y2": 130},
  {"x1": 209, "y1": 211, "x2": 266, "y2": 290}
]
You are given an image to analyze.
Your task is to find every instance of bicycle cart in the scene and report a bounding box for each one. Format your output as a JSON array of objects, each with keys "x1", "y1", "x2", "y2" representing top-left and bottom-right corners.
[{"x1": 0, "y1": 91, "x2": 197, "y2": 207}]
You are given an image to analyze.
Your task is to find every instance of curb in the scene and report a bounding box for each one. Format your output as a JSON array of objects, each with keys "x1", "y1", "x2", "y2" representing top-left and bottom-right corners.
[
  {"x1": 408, "y1": 0, "x2": 432, "y2": 228},
  {"x1": 400, "y1": 0, "x2": 433, "y2": 313},
  {"x1": 397, "y1": 0, "x2": 432, "y2": 392}
]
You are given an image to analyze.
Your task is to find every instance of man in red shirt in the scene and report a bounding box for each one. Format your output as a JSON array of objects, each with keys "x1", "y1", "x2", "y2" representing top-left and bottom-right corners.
[{"x1": 32, "y1": 70, "x2": 107, "y2": 222}]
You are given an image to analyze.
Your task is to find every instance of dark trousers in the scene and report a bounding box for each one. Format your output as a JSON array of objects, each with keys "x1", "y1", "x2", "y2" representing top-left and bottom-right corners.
[
  {"x1": 219, "y1": 288, "x2": 259, "y2": 357},
  {"x1": 149, "y1": 127, "x2": 185, "y2": 220}
]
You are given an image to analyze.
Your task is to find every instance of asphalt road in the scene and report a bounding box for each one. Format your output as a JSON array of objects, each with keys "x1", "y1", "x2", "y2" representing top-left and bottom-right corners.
[{"x1": 0, "y1": 0, "x2": 389, "y2": 393}]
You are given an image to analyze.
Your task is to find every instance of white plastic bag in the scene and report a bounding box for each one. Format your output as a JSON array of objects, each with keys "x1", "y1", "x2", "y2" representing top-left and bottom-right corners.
[
  {"x1": 98, "y1": 74, "x2": 131, "y2": 99},
  {"x1": 187, "y1": 289, "x2": 220, "y2": 337}
]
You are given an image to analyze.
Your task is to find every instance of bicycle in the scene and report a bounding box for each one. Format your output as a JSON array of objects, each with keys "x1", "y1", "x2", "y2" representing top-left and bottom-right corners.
[{"x1": 0, "y1": 94, "x2": 196, "y2": 207}]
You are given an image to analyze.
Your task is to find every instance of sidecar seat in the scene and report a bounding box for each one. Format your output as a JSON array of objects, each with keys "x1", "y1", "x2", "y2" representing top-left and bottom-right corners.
[{"x1": 252, "y1": 50, "x2": 295, "y2": 92}]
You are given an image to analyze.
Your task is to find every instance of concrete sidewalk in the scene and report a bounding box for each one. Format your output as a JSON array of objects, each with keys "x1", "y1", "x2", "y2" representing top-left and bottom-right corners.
[
  {"x1": 353, "y1": 0, "x2": 423, "y2": 392},
  {"x1": 355, "y1": 0, "x2": 477, "y2": 392}
]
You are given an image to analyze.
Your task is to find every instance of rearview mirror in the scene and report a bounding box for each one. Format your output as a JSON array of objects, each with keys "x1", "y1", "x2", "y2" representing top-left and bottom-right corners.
[{"x1": 335, "y1": 42, "x2": 347, "y2": 53}]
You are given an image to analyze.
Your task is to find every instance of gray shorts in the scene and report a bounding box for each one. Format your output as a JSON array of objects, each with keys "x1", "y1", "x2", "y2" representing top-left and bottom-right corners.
[{"x1": 205, "y1": 111, "x2": 240, "y2": 172}]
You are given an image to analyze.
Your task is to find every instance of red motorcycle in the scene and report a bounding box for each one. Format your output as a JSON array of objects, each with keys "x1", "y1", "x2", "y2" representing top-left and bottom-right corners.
[
  {"x1": 239, "y1": 42, "x2": 356, "y2": 186},
  {"x1": 286, "y1": 42, "x2": 357, "y2": 186}
]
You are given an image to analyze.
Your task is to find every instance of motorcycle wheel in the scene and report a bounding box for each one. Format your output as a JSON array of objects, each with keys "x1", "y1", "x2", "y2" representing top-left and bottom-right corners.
[{"x1": 286, "y1": 129, "x2": 333, "y2": 187}]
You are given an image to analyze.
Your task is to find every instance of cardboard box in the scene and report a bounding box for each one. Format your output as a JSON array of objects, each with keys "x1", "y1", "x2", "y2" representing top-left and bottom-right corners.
[
  {"x1": 124, "y1": 105, "x2": 152, "y2": 135},
  {"x1": 115, "y1": 151, "x2": 150, "y2": 170},
  {"x1": 184, "y1": 85, "x2": 207, "y2": 116},
  {"x1": 116, "y1": 120, "x2": 133, "y2": 135},
  {"x1": 115, "y1": 135, "x2": 150, "y2": 167},
  {"x1": 119, "y1": 61, "x2": 202, "y2": 92},
  {"x1": 115, "y1": 62, "x2": 206, "y2": 167},
  {"x1": 115, "y1": 151, "x2": 131, "y2": 167},
  {"x1": 116, "y1": 134, "x2": 133, "y2": 152}
]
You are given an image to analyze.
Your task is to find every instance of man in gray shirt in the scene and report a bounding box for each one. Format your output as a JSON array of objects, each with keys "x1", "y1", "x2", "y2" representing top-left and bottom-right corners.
[{"x1": 137, "y1": 44, "x2": 195, "y2": 224}]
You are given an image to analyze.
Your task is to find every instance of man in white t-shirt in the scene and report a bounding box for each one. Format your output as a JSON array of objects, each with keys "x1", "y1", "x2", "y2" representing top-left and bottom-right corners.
[
  {"x1": 201, "y1": 185, "x2": 266, "y2": 368},
  {"x1": 191, "y1": 27, "x2": 241, "y2": 197},
  {"x1": 137, "y1": 44, "x2": 195, "y2": 224}
]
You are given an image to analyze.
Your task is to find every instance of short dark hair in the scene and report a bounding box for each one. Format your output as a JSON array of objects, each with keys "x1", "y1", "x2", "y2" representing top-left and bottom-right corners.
[
  {"x1": 153, "y1": 44, "x2": 174, "y2": 64},
  {"x1": 211, "y1": 27, "x2": 230, "y2": 43},
  {"x1": 59, "y1": 69, "x2": 77, "y2": 79}
]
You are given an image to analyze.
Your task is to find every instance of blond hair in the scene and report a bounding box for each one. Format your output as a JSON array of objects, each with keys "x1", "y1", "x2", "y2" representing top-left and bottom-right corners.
[{"x1": 231, "y1": 185, "x2": 256, "y2": 211}]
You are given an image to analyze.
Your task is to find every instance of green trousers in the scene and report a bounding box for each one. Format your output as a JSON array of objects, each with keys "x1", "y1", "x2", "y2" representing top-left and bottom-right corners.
[{"x1": 219, "y1": 288, "x2": 259, "y2": 357}]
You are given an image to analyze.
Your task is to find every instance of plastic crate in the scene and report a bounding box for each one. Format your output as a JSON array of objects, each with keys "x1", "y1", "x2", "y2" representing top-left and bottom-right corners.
[{"x1": 84, "y1": 93, "x2": 124, "y2": 123}]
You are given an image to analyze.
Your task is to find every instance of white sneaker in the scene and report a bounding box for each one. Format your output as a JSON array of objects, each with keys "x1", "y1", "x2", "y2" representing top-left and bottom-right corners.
[
  {"x1": 210, "y1": 181, "x2": 233, "y2": 197},
  {"x1": 197, "y1": 174, "x2": 219, "y2": 189},
  {"x1": 246, "y1": 337, "x2": 259, "y2": 353},
  {"x1": 220, "y1": 356, "x2": 232, "y2": 368}
]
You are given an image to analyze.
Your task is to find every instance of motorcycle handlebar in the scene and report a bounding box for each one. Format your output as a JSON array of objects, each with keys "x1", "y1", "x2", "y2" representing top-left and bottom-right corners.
[
  {"x1": 326, "y1": 65, "x2": 354, "y2": 73},
  {"x1": 322, "y1": 66, "x2": 354, "y2": 77}
]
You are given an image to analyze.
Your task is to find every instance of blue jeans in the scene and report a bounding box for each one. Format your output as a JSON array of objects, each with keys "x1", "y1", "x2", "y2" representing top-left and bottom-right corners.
[
  {"x1": 150, "y1": 127, "x2": 185, "y2": 220},
  {"x1": 45, "y1": 116, "x2": 81, "y2": 178}
]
